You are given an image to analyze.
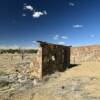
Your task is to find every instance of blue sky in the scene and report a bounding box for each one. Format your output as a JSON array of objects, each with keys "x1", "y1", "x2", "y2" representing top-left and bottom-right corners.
[{"x1": 0, "y1": 0, "x2": 100, "y2": 48}]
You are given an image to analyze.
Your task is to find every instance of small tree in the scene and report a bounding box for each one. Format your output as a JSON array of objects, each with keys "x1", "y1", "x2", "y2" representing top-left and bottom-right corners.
[{"x1": 19, "y1": 48, "x2": 25, "y2": 60}]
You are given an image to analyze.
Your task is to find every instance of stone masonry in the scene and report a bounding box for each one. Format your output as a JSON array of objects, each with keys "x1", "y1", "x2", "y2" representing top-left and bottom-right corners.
[
  {"x1": 29, "y1": 41, "x2": 71, "y2": 79},
  {"x1": 71, "y1": 45, "x2": 100, "y2": 64}
]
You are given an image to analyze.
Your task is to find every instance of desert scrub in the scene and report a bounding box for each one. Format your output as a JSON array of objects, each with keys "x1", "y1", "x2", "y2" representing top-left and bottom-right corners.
[
  {"x1": 0, "y1": 80, "x2": 10, "y2": 88},
  {"x1": 0, "y1": 71, "x2": 8, "y2": 76}
]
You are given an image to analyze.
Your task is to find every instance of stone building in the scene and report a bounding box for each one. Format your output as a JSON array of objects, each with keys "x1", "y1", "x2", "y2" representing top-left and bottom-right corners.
[{"x1": 29, "y1": 41, "x2": 71, "y2": 79}]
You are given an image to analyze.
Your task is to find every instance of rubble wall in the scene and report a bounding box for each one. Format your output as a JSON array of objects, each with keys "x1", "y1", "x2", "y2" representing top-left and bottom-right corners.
[
  {"x1": 29, "y1": 47, "x2": 42, "y2": 79},
  {"x1": 71, "y1": 45, "x2": 100, "y2": 64}
]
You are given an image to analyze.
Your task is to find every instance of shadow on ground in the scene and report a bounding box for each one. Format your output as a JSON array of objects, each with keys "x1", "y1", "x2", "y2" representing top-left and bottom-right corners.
[{"x1": 68, "y1": 64, "x2": 81, "y2": 69}]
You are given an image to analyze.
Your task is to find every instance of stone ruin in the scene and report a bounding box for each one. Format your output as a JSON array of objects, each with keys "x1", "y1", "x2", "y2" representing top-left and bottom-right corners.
[
  {"x1": 14, "y1": 42, "x2": 100, "y2": 82},
  {"x1": 29, "y1": 41, "x2": 71, "y2": 79},
  {"x1": 71, "y1": 45, "x2": 100, "y2": 63}
]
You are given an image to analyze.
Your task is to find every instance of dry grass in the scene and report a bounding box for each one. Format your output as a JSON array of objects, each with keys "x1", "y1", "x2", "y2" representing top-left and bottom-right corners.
[
  {"x1": 10, "y1": 62, "x2": 100, "y2": 100},
  {"x1": 0, "y1": 54, "x2": 100, "y2": 100},
  {"x1": 0, "y1": 54, "x2": 35, "y2": 73}
]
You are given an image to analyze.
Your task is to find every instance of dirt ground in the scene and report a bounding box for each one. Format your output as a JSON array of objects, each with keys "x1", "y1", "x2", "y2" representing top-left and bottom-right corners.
[
  {"x1": 0, "y1": 54, "x2": 100, "y2": 100},
  {"x1": 30, "y1": 62, "x2": 100, "y2": 100}
]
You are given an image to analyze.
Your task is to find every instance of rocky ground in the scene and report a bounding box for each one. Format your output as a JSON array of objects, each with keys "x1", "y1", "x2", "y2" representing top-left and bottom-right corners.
[{"x1": 0, "y1": 54, "x2": 100, "y2": 100}]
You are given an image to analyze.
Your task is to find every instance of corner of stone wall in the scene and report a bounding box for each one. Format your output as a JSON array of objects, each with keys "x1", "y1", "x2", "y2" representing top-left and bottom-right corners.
[{"x1": 29, "y1": 46, "x2": 43, "y2": 80}]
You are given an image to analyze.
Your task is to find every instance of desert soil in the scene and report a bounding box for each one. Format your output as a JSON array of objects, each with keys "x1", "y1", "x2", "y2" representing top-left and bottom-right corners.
[{"x1": 0, "y1": 54, "x2": 100, "y2": 100}]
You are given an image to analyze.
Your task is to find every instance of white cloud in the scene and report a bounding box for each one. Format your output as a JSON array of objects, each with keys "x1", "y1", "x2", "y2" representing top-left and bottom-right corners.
[
  {"x1": 24, "y1": 3, "x2": 27, "y2": 6},
  {"x1": 32, "y1": 41, "x2": 40, "y2": 47},
  {"x1": 73, "y1": 24, "x2": 83, "y2": 28},
  {"x1": 32, "y1": 11, "x2": 43, "y2": 18},
  {"x1": 53, "y1": 35, "x2": 69, "y2": 40},
  {"x1": 58, "y1": 42, "x2": 65, "y2": 45},
  {"x1": 24, "y1": 5, "x2": 33, "y2": 11},
  {"x1": 69, "y1": 2, "x2": 75, "y2": 6},
  {"x1": 44, "y1": 10, "x2": 47, "y2": 15},
  {"x1": 22, "y1": 13, "x2": 26, "y2": 17},
  {"x1": 32, "y1": 10, "x2": 47, "y2": 18},
  {"x1": 90, "y1": 34, "x2": 95, "y2": 38},
  {"x1": 23, "y1": 3, "x2": 47, "y2": 18},
  {"x1": 53, "y1": 35, "x2": 59, "y2": 40},
  {"x1": 61, "y1": 36, "x2": 68, "y2": 39},
  {"x1": 32, "y1": 41, "x2": 37, "y2": 44}
]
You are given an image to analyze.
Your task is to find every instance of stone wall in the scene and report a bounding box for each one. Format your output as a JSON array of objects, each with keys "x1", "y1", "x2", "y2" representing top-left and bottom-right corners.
[
  {"x1": 29, "y1": 47, "x2": 42, "y2": 79},
  {"x1": 29, "y1": 41, "x2": 100, "y2": 79},
  {"x1": 71, "y1": 45, "x2": 100, "y2": 64},
  {"x1": 29, "y1": 41, "x2": 71, "y2": 79}
]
